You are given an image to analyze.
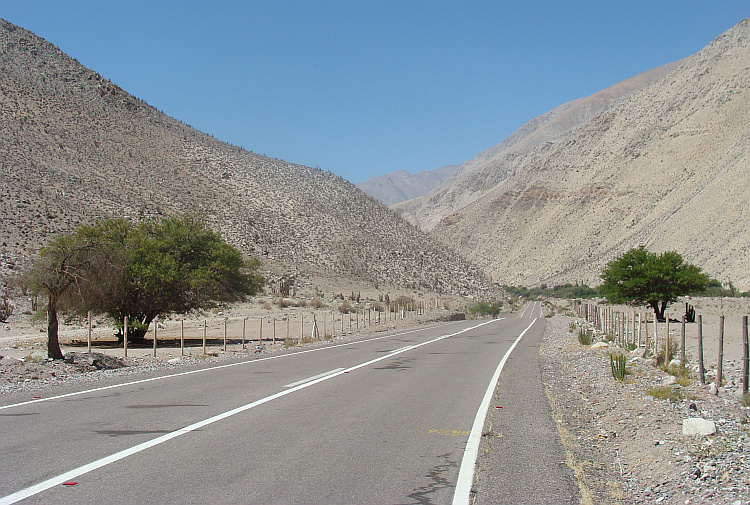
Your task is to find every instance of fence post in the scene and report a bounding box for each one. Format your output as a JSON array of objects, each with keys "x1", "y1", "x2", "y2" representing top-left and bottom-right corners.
[
  {"x1": 223, "y1": 318, "x2": 227, "y2": 352},
  {"x1": 242, "y1": 318, "x2": 246, "y2": 349},
  {"x1": 181, "y1": 319, "x2": 184, "y2": 356},
  {"x1": 717, "y1": 315, "x2": 725, "y2": 391},
  {"x1": 273, "y1": 318, "x2": 277, "y2": 344},
  {"x1": 124, "y1": 316, "x2": 128, "y2": 358},
  {"x1": 697, "y1": 315, "x2": 705, "y2": 384},
  {"x1": 87, "y1": 311, "x2": 92, "y2": 353},
  {"x1": 259, "y1": 318, "x2": 263, "y2": 347},
  {"x1": 742, "y1": 315, "x2": 748, "y2": 395},
  {"x1": 153, "y1": 318, "x2": 157, "y2": 358},
  {"x1": 681, "y1": 315, "x2": 686, "y2": 364},
  {"x1": 665, "y1": 316, "x2": 670, "y2": 363},
  {"x1": 203, "y1": 320, "x2": 207, "y2": 355}
]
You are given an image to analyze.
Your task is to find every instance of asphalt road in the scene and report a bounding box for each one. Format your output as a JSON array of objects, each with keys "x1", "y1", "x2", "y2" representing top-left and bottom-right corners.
[{"x1": 0, "y1": 302, "x2": 576, "y2": 504}]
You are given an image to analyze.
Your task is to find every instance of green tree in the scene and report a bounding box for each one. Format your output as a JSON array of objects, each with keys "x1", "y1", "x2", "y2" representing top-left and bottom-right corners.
[
  {"x1": 98, "y1": 214, "x2": 264, "y2": 343},
  {"x1": 26, "y1": 222, "x2": 122, "y2": 358},
  {"x1": 600, "y1": 246, "x2": 708, "y2": 321},
  {"x1": 28, "y1": 214, "x2": 264, "y2": 355}
]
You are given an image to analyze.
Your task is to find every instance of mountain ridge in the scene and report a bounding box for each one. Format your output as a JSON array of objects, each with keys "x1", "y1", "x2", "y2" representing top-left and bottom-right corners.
[
  {"x1": 0, "y1": 19, "x2": 500, "y2": 299},
  {"x1": 390, "y1": 58, "x2": 685, "y2": 230},
  {"x1": 429, "y1": 18, "x2": 750, "y2": 290}
]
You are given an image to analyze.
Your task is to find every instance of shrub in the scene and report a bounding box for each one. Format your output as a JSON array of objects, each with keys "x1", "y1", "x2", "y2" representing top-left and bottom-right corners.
[
  {"x1": 660, "y1": 363, "x2": 693, "y2": 386},
  {"x1": 577, "y1": 328, "x2": 593, "y2": 345},
  {"x1": 740, "y1": 393, "x2": 750, "y2": 408},
  {"x1": 310, "y1": 298, "x2": 325, "y2": 309},
  {"x1": 647, "y1": 386, "x2": 690, "y2": 402}
]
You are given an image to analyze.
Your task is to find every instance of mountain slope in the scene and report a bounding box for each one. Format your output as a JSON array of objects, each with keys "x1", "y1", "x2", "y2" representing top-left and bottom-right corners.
[
  {"x1": 392, "y1": 59, "x2": 683, "y2": 231},
  {"x1": 356, "y1": 165, "x2": 459, "y2": 206},
  {"x1": 0, "y1": 19, "x2": 499, "y2": 299},
  {"x1": 431, "y1": 18, "x2": 750, "y2": 290}
]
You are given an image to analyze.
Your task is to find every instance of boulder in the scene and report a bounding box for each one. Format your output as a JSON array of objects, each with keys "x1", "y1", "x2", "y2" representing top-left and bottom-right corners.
[
  {"x1": 682, "y1": 418, "x2": 716, "y2": 436},
  {"x1": 591, "y1": 342, "x2": 609, "y2": 349},
  {"x1": 630, "y1": 347, "x2": 646, "y2": 358}
]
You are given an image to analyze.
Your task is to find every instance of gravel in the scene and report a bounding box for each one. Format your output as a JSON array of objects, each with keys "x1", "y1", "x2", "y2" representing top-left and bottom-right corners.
[{"x1": 542, "y1": 314, "x2": 750, "y2": 505}]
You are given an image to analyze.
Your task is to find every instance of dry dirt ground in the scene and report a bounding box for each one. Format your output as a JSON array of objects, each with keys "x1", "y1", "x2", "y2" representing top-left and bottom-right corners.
[{"x1": 2, "y1": 297, "x2": 749, "y2": 505}]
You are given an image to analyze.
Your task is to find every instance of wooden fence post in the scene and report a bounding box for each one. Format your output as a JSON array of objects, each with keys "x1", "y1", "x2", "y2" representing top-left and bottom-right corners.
[
  {"x1": 681, "y1": 315, "x2": 686, "y2": 364},
  {"x1": 717, "y1": 315, "x2": 725, "y2": 390},
  {"x1": 697, "y1": 314, "x2": 705, "y2": 384},
  {"x1": 153, "y1": 318, "x2": 158, "y2": 357},
  {"x1": 742, "y1": 315, "x2": 748, "y2": 395},
  {"x1": 181, "y1": 319, "x2": 185, "y2": 356},
  {"x1": 223, "y1": 318, "x2": 227, "y2": 352},
  {"x1": 203, "y1": 320, "x2": 206, "y2": 355},
  {"x1": 87, "y1": 311, "x2": 92, "y2": 353}
]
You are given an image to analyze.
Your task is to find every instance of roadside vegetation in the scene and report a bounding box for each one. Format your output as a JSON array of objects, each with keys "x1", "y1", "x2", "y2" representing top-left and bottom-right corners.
[{"x1": 22, "y1": 213, "x2": 263, "y2": 359}]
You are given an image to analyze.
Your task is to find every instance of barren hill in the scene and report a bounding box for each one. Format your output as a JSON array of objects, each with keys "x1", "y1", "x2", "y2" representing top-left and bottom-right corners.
[
  {"x1": 430, "y1": 18, "x2": 750, "y2": 290},
  {"x1": 392, "y1": 59, "x2": 684, "y2": 231},
  {"x1": 0, "y1": 19, "x2": 499, "y2": 299}
]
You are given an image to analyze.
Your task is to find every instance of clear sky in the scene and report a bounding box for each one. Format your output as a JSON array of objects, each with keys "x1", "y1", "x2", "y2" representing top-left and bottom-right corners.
[{"x1": 1, "y1": 1, "x2": 748, "y2": 183}]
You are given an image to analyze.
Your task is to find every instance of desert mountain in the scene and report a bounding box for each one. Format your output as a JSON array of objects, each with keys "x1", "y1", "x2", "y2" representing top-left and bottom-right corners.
[
  {"x1": 430, "y1": 18, "x2": 750, "y2": 290},
  {"x1": 0, "y1": 19, "x2": 499, "y2": 299},
  {"x1": 391, "y1": 59, "x2": 684, "y2": 231},
  {"x1": 356, "y1": 164, "x2": 459, "y2": 206}
]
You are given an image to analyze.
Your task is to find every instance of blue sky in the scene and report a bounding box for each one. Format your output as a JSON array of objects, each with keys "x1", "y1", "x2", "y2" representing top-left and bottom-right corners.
[{"x1": 1, "y1": 1, "x2": 748, "y2": 183}]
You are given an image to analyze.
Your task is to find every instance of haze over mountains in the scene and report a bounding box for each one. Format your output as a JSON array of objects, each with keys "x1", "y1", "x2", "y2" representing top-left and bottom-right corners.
[
  {"x1": 385, "y1": 18, "x2": 750, "y2": 290},
  {"x1": 0, "y1": 19, "x2": 498, "y2": 299}
]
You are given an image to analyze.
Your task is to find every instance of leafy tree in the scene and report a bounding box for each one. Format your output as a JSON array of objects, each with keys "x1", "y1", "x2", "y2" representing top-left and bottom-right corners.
[
  {"x1": 28, "y1": 214, "x2": 264, "y2": 355},
  {"x1": 26, "y1": 222, "x2": 122, "y2": 358},
  {"x1": 600, "y1": 246, "x2": 708, "y2": 321},
  {"x1": 97, "y1": 214, "x2": 264, "y2": 343}
]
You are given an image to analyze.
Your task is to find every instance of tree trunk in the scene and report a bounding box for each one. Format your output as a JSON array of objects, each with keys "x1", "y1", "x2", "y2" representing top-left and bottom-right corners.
[
  {"x1": 47, "y1": 295, "x2": 64, "y2": 360},
  {"x1": 650, "y1": 301, "x2": 667, "y2": 323}
]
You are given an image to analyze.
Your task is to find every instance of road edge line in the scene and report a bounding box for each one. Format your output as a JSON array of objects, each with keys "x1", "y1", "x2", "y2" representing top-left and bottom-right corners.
[{"x1": 452, "y1": 317, "x2": 538, "y2": 505}]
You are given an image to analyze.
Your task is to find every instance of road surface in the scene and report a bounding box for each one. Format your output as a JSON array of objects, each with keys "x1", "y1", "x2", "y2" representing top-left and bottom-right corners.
[{"x1": 0, "y1": 302, "x2": 576, "y2": 504}]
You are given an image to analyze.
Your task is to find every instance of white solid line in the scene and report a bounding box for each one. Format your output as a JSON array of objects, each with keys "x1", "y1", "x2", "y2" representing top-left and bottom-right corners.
[
  {"x1": 452, "y1": 318, "x2": 538, "y2": 505},
  {"x1": 284, "y1": 368, "x2": 346, "y2": 388},
  {"x1": 0, "y1": 323, "x2": 450, "y2": 412},
  {"x1": 0, "y1": 319, "x2": 502, "y2": 505}
]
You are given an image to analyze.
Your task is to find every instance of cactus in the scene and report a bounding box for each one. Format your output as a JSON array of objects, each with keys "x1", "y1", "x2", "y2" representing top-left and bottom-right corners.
[
  {"x1": 610, "y1": 353, "x2": 627, "y2": 381},
  {"x1": 685, "y1": 302, "x2": 696, "y2": 323}
]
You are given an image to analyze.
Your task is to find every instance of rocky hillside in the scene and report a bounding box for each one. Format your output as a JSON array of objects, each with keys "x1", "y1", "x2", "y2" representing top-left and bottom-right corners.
[
  {"x1": 430, "y1": 18, "x2": 750, "y2": 290},
  {"x1": 0, "y1": 20, "x2": 499, "y2": 299},
  {"x1": 391, "y1": 60, "x2": 683, "y2": 231}
]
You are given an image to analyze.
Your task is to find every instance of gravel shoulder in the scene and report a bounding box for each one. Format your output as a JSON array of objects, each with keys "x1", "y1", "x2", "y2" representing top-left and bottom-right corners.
[{"x1": 542, "y1": 313, "x2": 750, "y2": 505}]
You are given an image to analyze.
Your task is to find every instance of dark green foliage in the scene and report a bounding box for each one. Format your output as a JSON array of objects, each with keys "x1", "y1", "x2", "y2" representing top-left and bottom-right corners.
[
  {"x1": 28, "y1": 214, "x2": 263, "y2": 350},
  {"x1": 468, "y1": 300, "x2": 504, "y2": 318},
  {"x1": 600, "y1": 246, "x2": 708, "y2": 321},
  {"x1": 504, "y1": 283, "x2": 601, "y2": 300}
]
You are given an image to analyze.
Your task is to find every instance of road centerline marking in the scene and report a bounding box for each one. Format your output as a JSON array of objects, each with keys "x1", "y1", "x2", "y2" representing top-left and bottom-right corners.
[
  {"x1": 0, "y1": 323, "x2": 451, "y2": 412},
  {"x1": 0, "y1": 319, "x2": 502, "y2": 505},
  {"x1": 284, "y1": 368, "x2": 345, "y2": 388}
]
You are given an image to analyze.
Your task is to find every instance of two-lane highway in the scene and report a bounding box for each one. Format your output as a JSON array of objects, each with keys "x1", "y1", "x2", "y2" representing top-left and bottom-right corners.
[{"x1": 1, "y1": 302, "x2": 575, "y2": 504}]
